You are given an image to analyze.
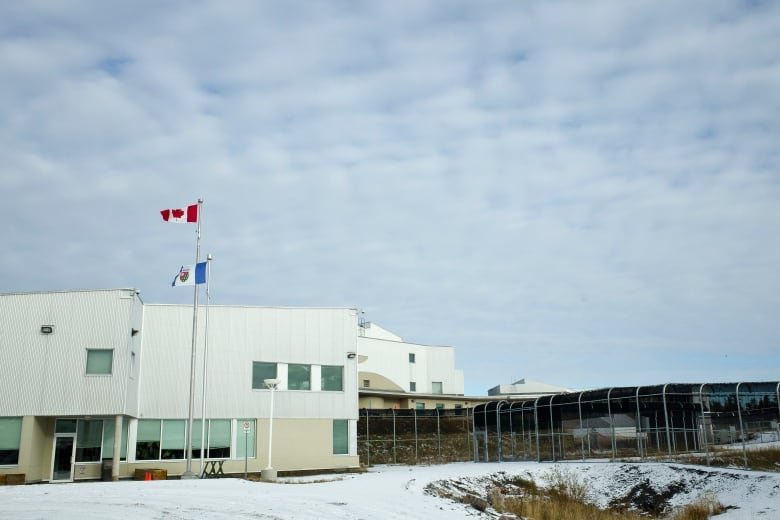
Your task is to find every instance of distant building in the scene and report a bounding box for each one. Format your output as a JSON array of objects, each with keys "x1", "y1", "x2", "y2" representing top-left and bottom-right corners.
[
  {"x1": 357, "y1": 322, "x2": 468, "y2": 409},
  {"x1": 487, "y1": 378, "x2": 570, "y2": 398}
]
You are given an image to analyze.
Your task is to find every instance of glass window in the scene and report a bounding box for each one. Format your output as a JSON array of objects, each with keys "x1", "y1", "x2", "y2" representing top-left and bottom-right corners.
[
  {"x1": 415, "y1": 402, "x2": 425, "y2": 410},
  {"x1": 408, "y1": 353, "x2": 415, "y2": 363},
  {"x1": 101, "y1": 419, "x2": 128, "y2": 460},
  {"x1": 0, "y1": 417, "x2": 22, "y2": 465},
  {"x1": 136, "y1": 420, "x2": 161, "y2": 461},
  {"x1": 236, "y1": 419, "x2": 256, "y2": 459},
  {"x1": 191, "y1": 419, "x2": 204, "y2": 459},
  {"x1": 410, "y1": 381, "x2": 416, "y2": 392},
  {"x1": 288, "y1": 364, "x2": 311, "y2": 390},
  {"x1": 86, "y1": 349, "x2": 113, "y2": 375},
  {"x1": 321, "y1": 365, "x2": 343, "y2": 392},
  {"x1": 55, "y1": 419, "x2": 77, "y2": 434},
  {"x1": 435, "y1": 403, "x2": 445, "y2": 410},
  {"x1": 75, "y1": 420, "x2": 103, "y2": 462},
  {"x1": 252, "y1": 362, "x2": 277, "y2": 389},
  {"x1": 432, "y1": 382, "x2": 443, "y2": 394},
  {"x1": 161, "y1": 420, "x2": 186, "y2": 460},
  {"x1": 333, "y1": 420, "x2": 348, "y2": 455},
  {"x1": 208, "y1": 420, "x2": 231, "y2": 458}
]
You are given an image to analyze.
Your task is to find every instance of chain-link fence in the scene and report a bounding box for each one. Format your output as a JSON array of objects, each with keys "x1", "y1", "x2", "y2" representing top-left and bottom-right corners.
[
  {"x1": 358, "y1": 408, "x2": 474, "y2": 466},
  {"x1": 473, "y1": 381, "x2": 780, "y2": 467}
]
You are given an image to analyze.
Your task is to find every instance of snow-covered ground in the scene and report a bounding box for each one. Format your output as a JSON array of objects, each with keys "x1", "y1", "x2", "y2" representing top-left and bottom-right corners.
[{"x1": 2, "y1": 462, "x2": 779, "y2": 519}]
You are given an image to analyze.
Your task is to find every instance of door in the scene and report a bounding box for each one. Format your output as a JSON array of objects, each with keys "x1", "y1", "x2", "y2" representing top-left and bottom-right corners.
[{"x1": 51, "y1": 435, "x2": 75, "y2": 482}]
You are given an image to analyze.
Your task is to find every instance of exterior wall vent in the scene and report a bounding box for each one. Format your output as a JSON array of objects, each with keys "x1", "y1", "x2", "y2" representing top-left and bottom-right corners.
[{"x1": 40, "y1": 325, "x2": 54, "y2": 334}]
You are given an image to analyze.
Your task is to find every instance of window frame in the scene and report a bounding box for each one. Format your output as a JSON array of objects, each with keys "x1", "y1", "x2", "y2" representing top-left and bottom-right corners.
[
  {"x1": 410, "y1": 381, "x2": 416, "y2": 392},
  {"x1": 288, "y1": 363, "x2": 311, "y2": 391},
  {"x1": 432, "y1": 381, "x2": 443, "y2": 394},
  {"x1": 321, "y1": 365, "x2": 344, "y2": 392},
  {"x1": 332, "y1": 419, "x2": 349, "y2": 455},
  {"x1": 0, "y1": 417, "x2": 22, "y2": 466},
  {"x1": 252, "y1": 361, "x2": 278, "y2": 390},
  {"x1": 85, "y1": 348, "x2": 114, "y2": 376}
]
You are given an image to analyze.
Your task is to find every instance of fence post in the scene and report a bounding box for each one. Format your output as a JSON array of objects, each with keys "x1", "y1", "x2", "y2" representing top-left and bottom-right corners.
[
  {"x1": 662, "y1": 384, "x2": 673, "y2": 460},
  {"x1": 392, "y1": 408, "x2": 397, "y2": 464},
  {"x1": 607, "y1": 388, "x2": 616, "y2": 461},
  {"x1": 413, "y1": 407, "x2": 418, "y2": 464},
  {"x1": 534, "y1": 397, "x2": 541, "y2": 462},
  {"x1": 635, "y1": 386, "x2": 643, "y2": 460},
  {"x1": 736, "y1": 382, "x2": 748, "y2": 468},
  {"x1": 365, "y1": 409, "x2": 370, "y2": 467},
  {"x1": 579, "y1": 391, "x2": 585, "y2": 461},
  {"x1": 549, "y1": 395, "x2": 556, "y2": 462},
  {"x1": 436, "y1": 407, "x2": 441, "y2": 463}
]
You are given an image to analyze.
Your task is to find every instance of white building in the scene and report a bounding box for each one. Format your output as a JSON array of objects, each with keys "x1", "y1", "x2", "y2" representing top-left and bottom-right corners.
[
  {"x1": 356, "y1": 322, "x2": 466, "y2": 409},
  {"x1": 0, "y1": 289, "x2": 360, "y2": 483},
  {"x1": 487, "y1": 378, "x2": 570, "y2": 398}
]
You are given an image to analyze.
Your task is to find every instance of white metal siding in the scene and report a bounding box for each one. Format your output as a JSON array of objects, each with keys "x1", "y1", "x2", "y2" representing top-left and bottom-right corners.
[
  {"x1": 0, "y1": 289, "x2": 139, "y2": 416},
  {"x1": 138, "y1": 305, "x2": 358, "y2": 420}
]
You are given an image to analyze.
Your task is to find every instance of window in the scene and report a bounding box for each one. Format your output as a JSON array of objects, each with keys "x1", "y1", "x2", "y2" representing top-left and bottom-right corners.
[
  {"x1": 75, "y1": 419, "x2": 103, "y2": 462},
  {"x1": 136, "y1": 420, "x2": 161, "y2": 461},
  {"x1": 86, "y1": 349, "x2": 113, "y2": 375},
  {"x1": 333, "y1": 420, "x2": 348, "y2": 455},
  {"x1": 192, "y1": 419, "x2": 232, "y2": 459},
  {"x1": 101, "y1": 419, "x2": 128, "y2": 461},
  {"x1": 0, "y1": 417, "x2": 22, "y2": 465},
  {"x1": 415, "y1": 402, "x2": 425, "y2": 410},
  {"x1": 362, "y1": 379, "x2": 370, "y2": 388},
  {"x1": 161, "y1": 420, "x2": 185, "y2": 460},
  {"x1": 252, "y1": 362, "x2": 277, "y2": 389},
  {"x1": 208, "y1": 420, "x2": 231, "y2": 458},
  {"x1": 288, "y1": 364, "x2": 311, "y2": 390},
  {"x1": 435, "y1": 403, "x2": 445, "y2": 410},
  {"x1": 408, "y1": 353, "x2": 415, "y2": 363},
  {"x1": 410, "y1": 381, "x2": 416, "y2": 392},
  {"x1": 321, "y1": 365, "x2": 343, "y2": 391},
  {"x1": 55, "y1": 419, "x2": 77, "y2": 434},
  {"x1": 432, "y1": 382, "x2": 443, "y2": 394},
  {"x1": 236, "y1": 419, "x2": 256, "y2": 459}
]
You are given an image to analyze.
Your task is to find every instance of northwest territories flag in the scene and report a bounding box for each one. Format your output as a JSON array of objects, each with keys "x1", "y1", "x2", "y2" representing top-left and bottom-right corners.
[{"x1": 172, "y1": 262, "x2": 207, "y2": 286}]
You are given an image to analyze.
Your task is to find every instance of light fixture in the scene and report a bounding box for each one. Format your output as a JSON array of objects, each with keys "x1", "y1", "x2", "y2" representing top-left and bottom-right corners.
[
  {"x1": 131, "y1": 328, "x2": 139, "y2": 336},
  {"x1": 40, "y1": 325, "x2": 54, "y2": 334},
  {"x1": 347, "y1": 352, "x2": 357, "y2": 359}
]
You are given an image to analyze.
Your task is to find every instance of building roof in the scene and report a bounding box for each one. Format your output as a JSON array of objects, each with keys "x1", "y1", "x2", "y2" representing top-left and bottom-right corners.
[{"x1": 487, "y1": 378, "x2": 570, "y2": 397}]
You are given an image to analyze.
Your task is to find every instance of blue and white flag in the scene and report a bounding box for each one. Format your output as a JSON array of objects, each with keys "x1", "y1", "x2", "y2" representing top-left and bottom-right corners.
[{"x1": 172, "y1": 262, "x2": 207, "y2": 287}]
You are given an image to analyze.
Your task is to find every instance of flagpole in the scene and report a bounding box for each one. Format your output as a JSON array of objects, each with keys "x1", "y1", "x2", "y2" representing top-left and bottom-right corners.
[
  {"x1": 199, "y1": 253, "x2": 212, "y2": 476},
  {"x1": 183, "y1": 198, "x2": 203, "y2": 479}
]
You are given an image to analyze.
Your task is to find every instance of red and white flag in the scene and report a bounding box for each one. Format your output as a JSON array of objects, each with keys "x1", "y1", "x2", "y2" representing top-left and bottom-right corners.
[{"x1": 160, "y1": 204, "x2": 198, "y2": 223}]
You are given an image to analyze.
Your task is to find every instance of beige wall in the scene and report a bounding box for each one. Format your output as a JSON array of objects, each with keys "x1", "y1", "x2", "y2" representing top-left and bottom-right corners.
[{"x1": 1, "y1": 416, "x2": 358, "y2": 483}]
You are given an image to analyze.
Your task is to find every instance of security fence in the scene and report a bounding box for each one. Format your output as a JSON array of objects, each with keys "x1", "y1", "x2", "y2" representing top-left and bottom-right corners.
[
  {"x1": 358, "y1": 408, "x2": 474, "y2": 466},
  {"x1": 473, "y1": 381, "x2": 780, "y2": 467}
]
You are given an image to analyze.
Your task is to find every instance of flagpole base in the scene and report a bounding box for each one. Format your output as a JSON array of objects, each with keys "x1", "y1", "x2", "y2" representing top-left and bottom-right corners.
[
  {"x1": 180, "y1": 470, "x2": 199, "y2": 480},
  {"x1": 261, "y1": 468, "x2": 277, "y2": 481}
]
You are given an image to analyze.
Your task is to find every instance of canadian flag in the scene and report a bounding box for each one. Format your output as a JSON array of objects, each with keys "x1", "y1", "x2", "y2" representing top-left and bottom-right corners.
[{"x1": 160, "y1": 204, "x2": 198, "y2": 223}]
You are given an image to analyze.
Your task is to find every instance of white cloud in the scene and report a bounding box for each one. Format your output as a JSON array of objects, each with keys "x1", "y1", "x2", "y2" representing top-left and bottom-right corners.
[{"x1": 1, "y1": 1, "x2": 778, "y2": 394}]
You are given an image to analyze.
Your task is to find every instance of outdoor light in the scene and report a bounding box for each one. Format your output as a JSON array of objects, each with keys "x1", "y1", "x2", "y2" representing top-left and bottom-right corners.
[
  {"x1": 347, "y1": 352, "x2": 356, "y2": 359},
  {"x1": 40, "y1": 325, "x2": 53, "y2": 334},
  {"x1": 262, "y1": 378, "x2": 281, "y2": 481}
]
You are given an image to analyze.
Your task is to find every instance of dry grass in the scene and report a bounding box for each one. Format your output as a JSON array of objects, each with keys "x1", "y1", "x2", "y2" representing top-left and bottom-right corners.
[
  {"x1": 669, "y1": 492, "x2": 727, "y2": 520},
  {"x1": 680, "y1": 446, "x2": 780, "y2": 471}
]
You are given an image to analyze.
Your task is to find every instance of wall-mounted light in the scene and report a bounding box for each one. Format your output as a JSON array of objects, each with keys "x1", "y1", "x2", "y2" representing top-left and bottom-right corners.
[
  {"x1": 346, "y1": 351, "x2": 356, "y2": 359},
  {"x1": 40, "y1": 325, "x2": 54, "y2": 334},
  {"x1": 131, "y1": 328, "x2": 140, "y2": 336}
]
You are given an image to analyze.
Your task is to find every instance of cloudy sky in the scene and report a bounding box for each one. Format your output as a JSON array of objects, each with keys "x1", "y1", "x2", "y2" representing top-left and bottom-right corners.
[{"x1": 2, "y1": 1, "x2": 778, "y2": 395}]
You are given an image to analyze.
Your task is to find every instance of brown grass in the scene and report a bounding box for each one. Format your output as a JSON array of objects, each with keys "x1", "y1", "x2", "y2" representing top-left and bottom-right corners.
[
  {"x1": 669, "y1": 492, "x2": 727, "y2": 520},
  {"x1": 680, "y1": 446, "x2": 780, "y2": 471}
]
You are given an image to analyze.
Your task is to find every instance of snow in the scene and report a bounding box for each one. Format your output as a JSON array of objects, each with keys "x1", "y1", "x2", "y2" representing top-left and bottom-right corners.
[{"x1": 2, "y1": 462, "x2": 779, "y2": 519}]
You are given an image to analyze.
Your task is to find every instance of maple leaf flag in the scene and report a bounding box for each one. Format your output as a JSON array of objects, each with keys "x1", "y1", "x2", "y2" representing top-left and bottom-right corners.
[{"x1": 161, "y1": 204, "x2": 198, "y2": 223}]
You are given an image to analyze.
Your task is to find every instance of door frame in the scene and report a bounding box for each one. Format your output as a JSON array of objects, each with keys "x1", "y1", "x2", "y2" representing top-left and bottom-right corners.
[{"x1": 50, "y1": 434, "x2": 76, "y2": 483}]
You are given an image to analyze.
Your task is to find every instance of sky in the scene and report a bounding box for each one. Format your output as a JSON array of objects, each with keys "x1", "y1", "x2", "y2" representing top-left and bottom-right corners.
[
  {"x1": 1, "y1": 1, "x2": 778, "y2": 395},
  {"x1": 2, "y1": 461, "x2": 779, "y2": 519}
]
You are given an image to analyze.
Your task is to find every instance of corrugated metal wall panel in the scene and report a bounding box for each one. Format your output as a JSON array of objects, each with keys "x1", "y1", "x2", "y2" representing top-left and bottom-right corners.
[
  {"x1": 0, "y1": 289, "x2": 138, "y2": 416},
  {"x1": 138, "y1": 305, "x2": 359, "y2": 420}
]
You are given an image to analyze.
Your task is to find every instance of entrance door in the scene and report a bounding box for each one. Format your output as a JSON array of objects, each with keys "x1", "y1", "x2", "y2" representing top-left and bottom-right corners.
[{"x1": 51, "y1": 435, "x2": 75, "y2": 482}]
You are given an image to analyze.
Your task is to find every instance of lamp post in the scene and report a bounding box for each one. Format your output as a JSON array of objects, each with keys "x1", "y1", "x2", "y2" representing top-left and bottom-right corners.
[{"x1": 262, "y1": 378, "x2": 280, "y2": 481}]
